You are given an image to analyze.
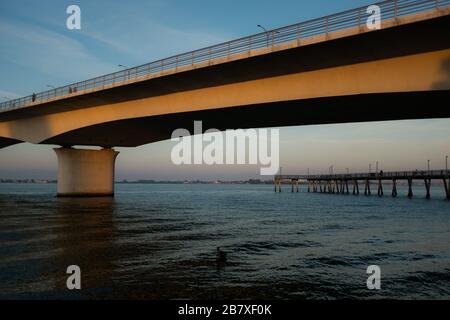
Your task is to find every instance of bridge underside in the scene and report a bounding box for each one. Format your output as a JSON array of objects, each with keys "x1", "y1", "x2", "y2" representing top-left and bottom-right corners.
[
  {"x1": 41, "y1": 90, "x2": 450, "y2": 147},
  {"x1": 0, "y1": 137, "x2": 22, "y2": 149}
]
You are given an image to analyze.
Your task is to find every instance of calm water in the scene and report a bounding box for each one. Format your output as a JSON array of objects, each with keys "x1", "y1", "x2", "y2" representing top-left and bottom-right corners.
[{"x1": 0, "y1": 183, "x2": 449, "y2": 300}]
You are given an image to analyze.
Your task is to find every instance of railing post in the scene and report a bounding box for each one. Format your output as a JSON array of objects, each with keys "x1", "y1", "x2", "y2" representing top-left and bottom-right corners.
[
  {"x1": 394, "y1": 0, "x2": 398, "y2": 19},
  {"x1": 358, "y1": 8, "x2": 361, "y2": 28}
]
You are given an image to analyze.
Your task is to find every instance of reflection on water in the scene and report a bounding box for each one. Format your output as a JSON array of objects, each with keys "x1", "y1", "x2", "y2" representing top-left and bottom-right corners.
[
  {"x1": 53, "y1": 197, "x2": 115, "y2": 298},
  {"x1": 0, "y1": 183, "x2": 449, "y2": 299}
]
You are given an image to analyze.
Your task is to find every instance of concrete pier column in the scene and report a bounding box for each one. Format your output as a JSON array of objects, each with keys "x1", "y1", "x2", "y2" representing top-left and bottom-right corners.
[{"x1": 54, "y1": 147, "x2": 119, "y2": 197}]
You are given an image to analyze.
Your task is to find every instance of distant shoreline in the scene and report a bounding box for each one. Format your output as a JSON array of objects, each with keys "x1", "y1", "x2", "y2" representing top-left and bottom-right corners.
[
  {"x1": 0, "y1": 179, "x2": 444, "y2": 186},
  {"x1": 0, "y1": 179, "x2": 274, "y2": 185}
]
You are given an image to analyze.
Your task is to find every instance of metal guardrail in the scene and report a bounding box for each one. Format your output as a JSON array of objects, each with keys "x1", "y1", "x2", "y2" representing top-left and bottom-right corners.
[
  {"x1": 1, "y1": 0, "x2": 449, "y2": 113},
  {"x1": 276, "y1": 169, "x2": 450, "y2": 180}
]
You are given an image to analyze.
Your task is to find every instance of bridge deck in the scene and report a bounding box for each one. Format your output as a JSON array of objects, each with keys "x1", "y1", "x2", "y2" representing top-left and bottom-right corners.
[{"x1": 1, "y1": 0, "x2": 449, "y2": 114}]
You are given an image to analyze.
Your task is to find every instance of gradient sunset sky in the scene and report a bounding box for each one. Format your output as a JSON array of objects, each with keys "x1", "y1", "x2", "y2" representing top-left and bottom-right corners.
[{"x1": 1, "y1": 0, "x2": 449, "y2": 180}]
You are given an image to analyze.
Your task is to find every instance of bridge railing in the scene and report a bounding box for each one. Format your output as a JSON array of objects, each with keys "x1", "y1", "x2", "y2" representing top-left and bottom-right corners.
[
  {"x1": 1, "y1": 0, "x2": 449, "y2": 113},
  {"x1": 276, "y1": 169, "x2": 450, "y2": 180}
]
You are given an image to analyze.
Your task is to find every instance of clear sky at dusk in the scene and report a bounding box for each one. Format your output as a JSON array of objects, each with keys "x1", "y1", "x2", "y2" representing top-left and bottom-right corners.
[{"x1": 1, "y1": 0, "x2": 449, "y2": 180}]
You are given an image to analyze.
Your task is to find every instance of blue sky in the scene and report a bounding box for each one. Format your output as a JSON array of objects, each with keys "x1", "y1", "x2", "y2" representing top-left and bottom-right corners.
[{"x1": 1, "y1": 0, "x2": 449, "y2": 180}]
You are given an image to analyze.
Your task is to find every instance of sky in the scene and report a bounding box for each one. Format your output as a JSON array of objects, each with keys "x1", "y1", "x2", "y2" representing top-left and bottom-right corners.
[{"x1": 0, "y1": 0, "x2": 449, "y2": 180}]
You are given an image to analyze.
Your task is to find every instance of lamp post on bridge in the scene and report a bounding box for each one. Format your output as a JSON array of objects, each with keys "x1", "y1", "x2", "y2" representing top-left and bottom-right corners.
[
  {"x1": 257, "y1": 25, "x2": 280, "y2": 48},
  {"x1": 257, "y1": 25, "x2": 269, "y2": 47},
  {"x1": 446, "y1": 155, "x2": 448, "y2": 173},
  {"x1": 427, "y1": 159, "x2": 430, "y2": 173},
  {"x1": 118, "y1": 64, "x2": 129, "y2": 80}
]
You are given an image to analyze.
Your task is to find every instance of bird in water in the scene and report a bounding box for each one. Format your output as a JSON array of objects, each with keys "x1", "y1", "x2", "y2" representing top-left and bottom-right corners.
[{"x1": 216, "y1": 247, "x2": 227, "y2": 267}]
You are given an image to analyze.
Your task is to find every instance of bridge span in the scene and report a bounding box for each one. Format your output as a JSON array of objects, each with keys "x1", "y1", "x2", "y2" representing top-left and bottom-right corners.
[{"x1": 1, "y1": 0, "x2": 449, "y2": 196}]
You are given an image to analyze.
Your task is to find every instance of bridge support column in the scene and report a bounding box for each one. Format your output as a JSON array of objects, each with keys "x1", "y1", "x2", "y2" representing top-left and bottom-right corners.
[{"x1": 54, "y1": 147, "x2": 119, "y2": 197}]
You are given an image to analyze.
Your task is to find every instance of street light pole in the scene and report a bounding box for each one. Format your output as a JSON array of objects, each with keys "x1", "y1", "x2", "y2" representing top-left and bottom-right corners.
[
  {"x1": 369, "y1": 163, "x2": 371, "y2": 174},
  {"x1": 257, "y1": 25, "x2": 269, "y2": 47},
  {"x1": 118, "y1": 64, "x2": 129, "y2": 80},
  {"x1": 446, "y1": 155, "x2": 448, "y2": 172},
  {"x1": 427, "y1": 159, "x2": 430, "y2": 173}
]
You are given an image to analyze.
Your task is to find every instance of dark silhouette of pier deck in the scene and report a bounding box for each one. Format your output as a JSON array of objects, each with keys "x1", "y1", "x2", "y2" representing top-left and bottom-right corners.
[{"x1": 275, "y1": 170, "x2": 450, "y2": 199}]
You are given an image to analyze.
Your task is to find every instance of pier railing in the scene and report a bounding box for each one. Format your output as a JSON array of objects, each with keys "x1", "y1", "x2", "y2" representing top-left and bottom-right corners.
[
  {"x1": 1, "y1": 0, "x2": 449, "y2": 113},
  {"x1": 276, "y1": 169, "x2": 450, "y2": 181}
]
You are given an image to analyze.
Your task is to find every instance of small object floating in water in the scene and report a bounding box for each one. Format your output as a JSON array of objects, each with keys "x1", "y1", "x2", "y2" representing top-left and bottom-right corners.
[{"x1": 216, "y1": 247, "x2": 227, "y2": 265}]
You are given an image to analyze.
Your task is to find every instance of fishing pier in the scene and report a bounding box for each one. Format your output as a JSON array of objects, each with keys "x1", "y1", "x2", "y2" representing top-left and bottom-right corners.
[{"x1": 274, "y1": 170, "x2": 450, "y2": 200}]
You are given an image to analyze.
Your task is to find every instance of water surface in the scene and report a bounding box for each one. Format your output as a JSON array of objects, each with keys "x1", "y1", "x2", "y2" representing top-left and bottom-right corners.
[{"x1": 0, "y1": 183, "x2": 449, "y2": 299}]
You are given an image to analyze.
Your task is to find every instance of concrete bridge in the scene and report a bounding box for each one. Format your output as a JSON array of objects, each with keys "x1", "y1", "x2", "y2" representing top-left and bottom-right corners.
[{"x1": 1, "y1": 0, "x2": 449, "y2": 196}]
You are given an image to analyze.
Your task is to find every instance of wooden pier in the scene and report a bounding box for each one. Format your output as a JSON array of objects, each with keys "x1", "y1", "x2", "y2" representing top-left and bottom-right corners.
[{"x1": 274, "y1": 170, "x2": 450, "y2": 200}]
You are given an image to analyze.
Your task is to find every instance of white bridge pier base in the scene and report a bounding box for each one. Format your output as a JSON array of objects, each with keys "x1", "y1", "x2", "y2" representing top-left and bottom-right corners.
[{"x1": 54, "y1": 147, "x2": 119, "y2": 197}]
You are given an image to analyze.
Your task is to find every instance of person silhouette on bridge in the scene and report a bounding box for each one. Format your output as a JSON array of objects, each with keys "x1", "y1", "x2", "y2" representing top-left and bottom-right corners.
[{"x1": 32, "y1": 93, "x2": 36, "y2": 102}]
